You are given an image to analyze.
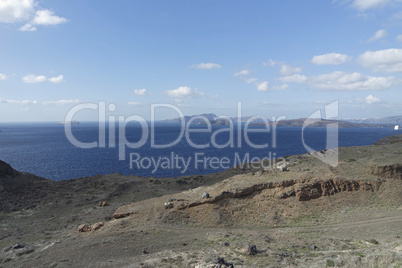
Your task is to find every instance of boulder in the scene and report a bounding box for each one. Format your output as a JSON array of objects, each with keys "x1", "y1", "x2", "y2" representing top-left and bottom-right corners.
[
  {"x1": 246, "y1": 244, "x2": 258, "y2": 255},
  {"x1": 99, "y1": 200, "x2": 108, "y2": 207},
  {"x1": 113, "y1": 211, "x2": 134, "y2": 219},
  {"x1": 164, "y1": 202, "x2": 174, "y2": 209},
  {"x1": 277, "y1": 163, "x2": 288, "y2": 172},
  {"x1": 217, "y1": 257, "x2": 234, "y2": 268},
  {"x1": 12, "y1": 243, "x2": 23, "y2": 249},
  {"x1": 92, "y1": 222, "x2": 104, "y2": 231},
  {"x1": 78, "y1": 224, "x2": 91, "y2": 232},
  {"x1": 202, "y1": 192, "x2": 210, "y2": 199}
]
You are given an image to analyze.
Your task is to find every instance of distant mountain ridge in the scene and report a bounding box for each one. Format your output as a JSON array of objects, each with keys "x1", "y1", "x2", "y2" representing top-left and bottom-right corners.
[
  {"x1": 163, "y1": 114, "x2": 394, "y2": 128},
  {"x1": 345, "y1": 115, "x2": 402, "y2": 125},
  {"x1": 163, "y1": 113, "x2": 267, "y2": 125}
]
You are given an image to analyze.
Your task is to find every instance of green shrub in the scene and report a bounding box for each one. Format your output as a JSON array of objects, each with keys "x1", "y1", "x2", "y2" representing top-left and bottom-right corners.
[{"x1": 326, "y1": 259, "x2": 335, "y2": 267}]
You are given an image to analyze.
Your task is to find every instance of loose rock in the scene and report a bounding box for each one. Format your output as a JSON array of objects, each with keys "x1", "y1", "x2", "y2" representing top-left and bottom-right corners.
[
  {"x1": 164, "y1": 202, "x2": 174, "y2": 209},
  {"x1": 92, "y1": 222, "x2": 104, "y2": 231},
  {"x1": 202, "y1": 192, "x2": 210, "y2": 199},
  {"x1": 217, "y1": 257, "x2": 234, "y2": 268},
  {"x1": 113, "y1": 212, "x2": 134, "y2": 219},
  {"x1": 246, "y1": 244, "x2": 258, "y2": 255},
  {"x1": 78, "y1": 224, "x2": 91, "y2": 232},
  {"x1": 12, "y1": 243, "x2": 23, "y2": 249}
]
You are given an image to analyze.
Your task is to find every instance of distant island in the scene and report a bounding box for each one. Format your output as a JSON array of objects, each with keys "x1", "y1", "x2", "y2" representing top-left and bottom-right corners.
[
  {"x1": 164, "y1": 113, "x2": 395, "y2": 128},
  {"x1": 345, "y1": 115, "x2": 402, "y2": 125}
]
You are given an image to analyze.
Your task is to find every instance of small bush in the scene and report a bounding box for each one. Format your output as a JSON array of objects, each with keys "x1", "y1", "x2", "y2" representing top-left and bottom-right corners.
[
  {"x1": 357, "y1": 252, "x2": 366, "y2": 258},
  {"x1": 326, "y1": 259, "x2": 335, "y2": 267}
]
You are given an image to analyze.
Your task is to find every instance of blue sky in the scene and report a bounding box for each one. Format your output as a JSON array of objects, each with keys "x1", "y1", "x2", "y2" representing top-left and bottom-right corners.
[{"x1": 1, "y1": 0, "x2": 402, "y2": 122}]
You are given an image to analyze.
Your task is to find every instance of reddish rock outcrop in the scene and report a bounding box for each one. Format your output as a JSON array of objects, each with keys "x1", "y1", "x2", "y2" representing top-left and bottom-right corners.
[
  {"x1": 371, "y1": 164, "x2": 402, "y2": 180},
  {"x1": 175, "y1": 177, "x2": 382, "y2": 209},
  {"x1": 296, "y1": 178, "x2": 381, "y2": 201},
  {"x1": 113, "y1": 211, "x2": 135, "y2": 219},
  {"x1": 78, "y1": 224, "x2": 91, "y2": 232},
  {"x1": 78, "y1": 222, "x2": 104, "y2": 232}
]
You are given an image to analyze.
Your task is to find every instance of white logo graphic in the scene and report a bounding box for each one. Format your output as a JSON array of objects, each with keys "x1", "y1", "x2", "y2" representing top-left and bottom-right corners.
[{"x1": 302, "y1": 101, "x2": 339, "y2": 167}]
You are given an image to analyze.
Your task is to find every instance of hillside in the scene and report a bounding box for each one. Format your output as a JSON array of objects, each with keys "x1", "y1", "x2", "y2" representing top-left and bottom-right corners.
[
  {"x1": 0, "y1": 137, "x2": 402, "y2": 267},
  {"x1": 164, "y1": 114, "x2": 394, "y2": 128},
  {"x1": 346, "y1": 115, "x2": 402, "y2": 125},
  {"x1": 267, "y1": 118, "x2": 392, "y2": 128}
]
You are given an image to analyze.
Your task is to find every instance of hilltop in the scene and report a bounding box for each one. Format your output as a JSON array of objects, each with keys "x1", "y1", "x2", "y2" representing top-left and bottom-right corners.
[
  {"x1": 164, "y1": 114, "x2": 394, "y2": 128},
  {"x1": 0, "y1": 136, "x2": 402, "y2": 267},
  {"x1": 346, "y1": 115, "x2": 402, "y2": 125}
]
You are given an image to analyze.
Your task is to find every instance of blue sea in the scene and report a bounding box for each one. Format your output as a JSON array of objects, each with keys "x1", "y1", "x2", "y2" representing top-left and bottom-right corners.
[{"x1": 0, "y1": 122, "x2": 396, "y2": 181}]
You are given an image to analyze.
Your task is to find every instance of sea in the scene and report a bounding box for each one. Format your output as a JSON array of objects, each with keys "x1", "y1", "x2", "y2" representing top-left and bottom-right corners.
[{"x1": 0, "y1": 122, "x2": 396, "y2": 181}]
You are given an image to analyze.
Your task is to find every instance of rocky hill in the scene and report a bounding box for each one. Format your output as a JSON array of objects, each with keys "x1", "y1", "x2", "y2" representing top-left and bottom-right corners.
[
  {"x1": 164, "y1": 114, "x2": 393, "y2": 128},
  {"x1": 0, "y1": 136, "x2": 402, "y2": 267},
  {"x1": 266, "y1": 118, "x2": 392, "y2": 128},
  {"x1": 346, "y1": 115, "x2": 402, "y2": 125}
]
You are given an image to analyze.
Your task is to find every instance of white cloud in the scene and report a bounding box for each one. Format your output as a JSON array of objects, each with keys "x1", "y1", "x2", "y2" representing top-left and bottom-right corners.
[
  {"x1": 279, "y1": 74, "x2": 308, "y2": 83},
  {"x1": 390, "y1": 11, "x2": 402, "y2": 21},
  {"x1": 127, "y1": 102, "x2": 142, "y2": 106},
  {"x1": 364, "y1": 94, "x2": 381, "y2": 104},
  {"x1": 48, "y1": 75, "x2": 64, "y2": 84},
  {"x1": 133, "y1": 88, "x2": 147, "y2": 96},
  {"x1": 0, "y1": 0, "x2": 67, "y2": 31},
  {"x1": 22, "y1": 74, "x2": 65, "y2": 83},
  {"x1": 20, "y1": 9, "x2": 67, "y2": 31},
  {"x1": 279, "y1": 64, "x2": 302, "y2": 76},
  {"x1": 0, "y1": 0, "x2": 34, "y2": 23},
  {"x1": 358, "y1": 48, "x2": 402, "y2": 72},
  {"x1": 397, "y1": 34, "x2": 402, "y2": 42},
  {"x1": 368, "y1": 29, "x2": 387, "y2": 42},
  {"x1": 271, "y1": 84, "x2": 289, "y2": 90},
  {"x1": 31, "y1": 9, "x2": 67, "y2": 25},
  {"x1": 351, "y1": 0, "x2": 391, "y2": 10},
  {"x1": 267, "y1": 60, "x2": 302, "y2": 76},
  {"x1": 165, "y1": 86, "x2": 205, "y2": 98},
  {"x1": 19, "y1": 23, "x2": 35, "y2": 31},
  {"x1": 308, "y1": 71, "x2": 394, "y2": 91},
  {"x1": 255, "y1": 81, "x2": 288, "y2": 92},
  {"x1": 0, "y1": 73, "x2": 7, "y2": 80},
  {"x1": 22, "y1": 74, "x2": 47, "y2": 83},
  {"x1": 43, "y1": 99, "x2": 79, "y2": 105},
  {"x1": 191, "y1": 63, "x2": 222, "y2": 69},
  {"x1": 280, "y1": 71, "x2": 394, "y2": 91},
  {"x1": 256, "y1": 81, "x2": 269, "y2": 91},
  {"x1": 0, "y1": 98, "x2": 37, "y2": 105},
  {"x1": 264, "y1": 59, "x2": 277, "y2": 66},
  {"x1": 245, "y1": 78, "x2": 257, "y2": 84},
  {"x1": 233, "y1": 69, "x2": 250, "y2": 76},
  {"x1": 311, "y1": 53, "x2": 349, "y2": 65}
]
